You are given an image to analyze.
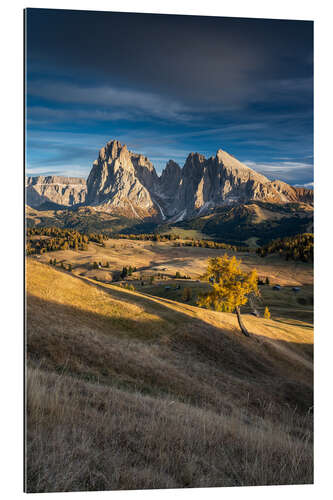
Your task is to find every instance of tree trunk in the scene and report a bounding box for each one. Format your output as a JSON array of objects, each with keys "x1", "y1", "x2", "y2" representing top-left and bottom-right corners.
[
  {"x1": 248, "y1": 295, "x2": 260, "y2": 317},
  {"x1": 235, "y1": 306, "x2": 250, "y2": 337}
]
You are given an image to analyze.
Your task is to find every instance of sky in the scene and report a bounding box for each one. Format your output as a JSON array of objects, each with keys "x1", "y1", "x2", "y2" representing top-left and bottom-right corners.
[{"x1": 25, "y1": 9, "x2": 313, "y2": 187}]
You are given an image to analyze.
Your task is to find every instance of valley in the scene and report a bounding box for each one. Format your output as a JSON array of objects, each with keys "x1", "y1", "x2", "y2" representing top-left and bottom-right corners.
[{"x1": 25, "y1": 138, "x2": 314, "y2": 492}]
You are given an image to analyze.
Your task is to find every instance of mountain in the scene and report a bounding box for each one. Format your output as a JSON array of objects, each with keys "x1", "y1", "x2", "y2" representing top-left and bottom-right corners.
[
  {"x1": 26, "y1": 176, "x2": 87, "y2": 208},
  {"x1": 86, "y1": 140, "x2": 159, "y2": 219},
  {"x1": 85, "y1": 140, "x2": 313, "y2": 220},
  {"x1": 26, "y1": 140, "x2": 313, "y2": 222}
]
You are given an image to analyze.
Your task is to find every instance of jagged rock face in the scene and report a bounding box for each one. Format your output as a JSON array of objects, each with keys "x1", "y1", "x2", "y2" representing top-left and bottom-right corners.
[
  {"x1": 86, "y1": 140, "x2": 159, "y2": 218},
  {"x1": 85, "y1": 140, "x2": 313, "y2": 221},
  {"x1": 26, "y1": 176, "x2": 87, "y2": 208},
  {"x1": 293, "y1": 187, "x2": 314, "y2": 204},
  {"x1": 158, "y1": 149, "x2": 314, "y2": 221},
  {"x1": 27, "y1": 140, "x2": 313, "y2": 220}
]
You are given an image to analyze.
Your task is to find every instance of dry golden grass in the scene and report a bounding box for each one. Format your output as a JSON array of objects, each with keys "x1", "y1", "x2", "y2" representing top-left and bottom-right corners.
[
  {"x1": 33, "y1": 237, "x2": 313, "y2": 285},
  {"x1": 25, "y1": 259, "x2": 313, "y2": 492}
]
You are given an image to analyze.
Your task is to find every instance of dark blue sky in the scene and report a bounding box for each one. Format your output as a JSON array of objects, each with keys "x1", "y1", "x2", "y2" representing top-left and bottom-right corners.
[{"x1": 25, "y1": 9, "x2": 313, "y2": 186}]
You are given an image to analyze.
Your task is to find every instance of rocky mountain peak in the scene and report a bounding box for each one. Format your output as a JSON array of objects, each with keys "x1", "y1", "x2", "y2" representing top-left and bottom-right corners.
[
  {"x1": 185, "y1": 152, "x2": 206, "y2": 164},
  {"x1": 216, "y1": 149, "x2": 269, "y2": 183},
  {"x1": 26, "y1": 139, "x2": 314, "y2": 220},
  {"x1": 161, "y1": 160, "x2": 181, "y2": 176},
  {"x1": 26, "y1": 176, "x2": 87, "y2": 208}
]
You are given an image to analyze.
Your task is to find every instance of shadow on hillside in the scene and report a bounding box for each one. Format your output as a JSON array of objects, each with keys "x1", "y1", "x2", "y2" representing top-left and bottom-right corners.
[
  {"x1": 133, "y1": 257, "x2": 196, "y2": 273},
  {"x1": 27, "y1": 269, "x2": 313, "y2": 416}
]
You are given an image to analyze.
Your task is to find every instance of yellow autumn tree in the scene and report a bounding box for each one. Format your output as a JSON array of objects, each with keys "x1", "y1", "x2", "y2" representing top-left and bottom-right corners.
[
  {"x1": 264, "y1": 306, "x2": 271, "y2": 319},
  {"x1": 197, "y1": 255, "x2": 259, "y2": 337}
]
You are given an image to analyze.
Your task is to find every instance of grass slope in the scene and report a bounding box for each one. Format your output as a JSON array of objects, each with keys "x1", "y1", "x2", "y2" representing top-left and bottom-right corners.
[
  {"x1": 176, "y1": 201, "x2": 313, "y2": 245},
  {"x1": 26, "y1": 260, "x2": 313, "y2": 492}
]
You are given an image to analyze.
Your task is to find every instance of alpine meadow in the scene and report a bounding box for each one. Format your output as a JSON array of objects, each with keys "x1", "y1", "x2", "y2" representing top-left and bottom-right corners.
[{"x1": 25, "y1": 8, "x2": 314, "y2": 493}]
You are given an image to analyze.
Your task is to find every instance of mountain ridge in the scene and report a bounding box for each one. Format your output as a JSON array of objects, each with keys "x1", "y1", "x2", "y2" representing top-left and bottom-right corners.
[{"x1": 26, "y1": 139, "x2": 313, "y2": 220}]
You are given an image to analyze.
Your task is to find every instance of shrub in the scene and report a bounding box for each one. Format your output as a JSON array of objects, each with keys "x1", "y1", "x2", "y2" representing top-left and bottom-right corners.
[{"x1": 264, "y1": 306, "x2": 271, "y2": 319}]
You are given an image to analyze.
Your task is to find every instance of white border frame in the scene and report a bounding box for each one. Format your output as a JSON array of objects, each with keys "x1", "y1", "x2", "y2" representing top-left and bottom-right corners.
[{"x1": 1, "y1": 1, "x2": 332, "y2": 499}]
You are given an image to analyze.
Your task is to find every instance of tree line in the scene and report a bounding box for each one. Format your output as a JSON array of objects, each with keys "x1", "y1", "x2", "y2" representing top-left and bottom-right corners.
[
  {"x1": 108, "y1": 231, "x2": 249, "y2": 251},
  {"x1": 26, "y1": 227, "x2": 108, "y2": 255},
  {"x1": 108, "y1": 233, "x2": 180, "y2": 242},
  {"x1": 256, "y1": 233, "x2": 313, "y2": 262}
]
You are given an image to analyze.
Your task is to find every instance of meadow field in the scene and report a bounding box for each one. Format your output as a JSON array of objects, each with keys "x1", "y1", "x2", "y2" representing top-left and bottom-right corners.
[{"x1": 25, "y1": 238, "x2": 313, "y2": 492}]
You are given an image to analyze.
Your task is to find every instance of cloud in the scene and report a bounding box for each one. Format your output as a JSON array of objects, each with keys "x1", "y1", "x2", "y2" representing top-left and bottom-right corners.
[
  {"x1": 27, "y1": 106, "x2": 136, "y2": 124},
  {"x1": 26, "y1": 165, "x2": 90, "y2": 177},
  {"x1": 28, "y1": 81, "x2": 192, "y2": 122},
  {"x1": 244, "y1": 160, "x2": 313, "y2": 184},
  {"x1": 294, "y1": 181, "x2": 314, "y2": 189}
]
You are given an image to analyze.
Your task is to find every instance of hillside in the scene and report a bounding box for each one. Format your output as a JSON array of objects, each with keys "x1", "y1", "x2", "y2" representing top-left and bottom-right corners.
[
  {"x1": 26, "y1": 199, "x2": 313, "y2": 246},
  {"x1": 26, "y1": 259, "x2": 313, "y2": 492},
  {"x1": 175, "y1": 201, "x2": 313, "y2": 246}
]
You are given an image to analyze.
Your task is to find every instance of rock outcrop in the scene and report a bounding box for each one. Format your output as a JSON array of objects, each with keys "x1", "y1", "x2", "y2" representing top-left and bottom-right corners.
[
  {"x1": 26, "y1": 176, "x2": 87, "y2": 208},
  {"x1": 86, "y1": 140, "x2": 159, "y2": 218},
  {"x1": 85, "y1": 140, "x2": 313, "y2": 219},
  {"x1": 26, "y1": 139, "x2": 313, "y2": 219}
]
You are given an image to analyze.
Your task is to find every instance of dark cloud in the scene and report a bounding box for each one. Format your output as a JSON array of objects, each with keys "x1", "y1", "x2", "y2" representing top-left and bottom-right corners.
[
  {"x1": 25, "y1": 9, "x2": 313, "y2": 185},
  {"x1": 26, "y1": 9, "x2": 313, "y2": 108}
]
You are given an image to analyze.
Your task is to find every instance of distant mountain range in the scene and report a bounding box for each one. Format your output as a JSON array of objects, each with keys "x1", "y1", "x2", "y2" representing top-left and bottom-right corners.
[{"x1": 26, "y1": 139, "x2": 313, "y2": 222}]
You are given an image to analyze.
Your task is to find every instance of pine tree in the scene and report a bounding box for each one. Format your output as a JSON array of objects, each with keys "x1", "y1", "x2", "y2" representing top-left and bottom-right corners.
[{"x1": 197, "y1": 255, "x2": 259, "y2": 337}]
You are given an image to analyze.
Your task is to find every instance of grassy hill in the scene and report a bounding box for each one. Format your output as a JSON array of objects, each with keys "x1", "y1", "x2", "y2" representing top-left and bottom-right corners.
[
  {"x1": 172, "y1": 201, "x2": 313, "y2": 246},
  {"x1": 26, "y1": 259, "x2": 313, "y2": 492}
]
